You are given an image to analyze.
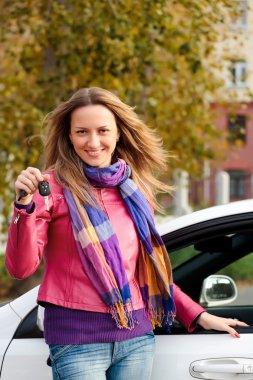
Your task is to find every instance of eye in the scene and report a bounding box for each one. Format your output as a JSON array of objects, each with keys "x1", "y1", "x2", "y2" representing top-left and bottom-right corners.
[
  {"x1": 99, "y1": 128, "x2": 110, "y2": 134},
  {"x1": 76, "y1": 130, "x2": 87, "y2": 134}
]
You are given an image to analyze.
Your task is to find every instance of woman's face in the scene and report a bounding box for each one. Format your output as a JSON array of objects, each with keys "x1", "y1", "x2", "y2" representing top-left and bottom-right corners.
[{"x1": 69, "y1": 105, "x2": 120, "y2": 167}]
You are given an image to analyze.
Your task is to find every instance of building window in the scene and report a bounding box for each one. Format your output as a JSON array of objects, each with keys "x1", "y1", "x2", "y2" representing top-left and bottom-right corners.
[
  {"x1": 228, "y1": 114, "x2": 247, "y2": 144},
  {"x1": 227, "y1": 170, "x2": 246, "y2": 199},
  {"x1": 229, "y1": 61, "x2": 247, "y2": 88},
  {"x1": 231, "y1": 0, "x2": 248, "y2": 30}
]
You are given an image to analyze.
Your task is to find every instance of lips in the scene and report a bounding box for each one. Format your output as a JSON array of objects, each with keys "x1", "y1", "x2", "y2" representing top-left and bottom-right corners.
[{"x1": 85, "y1": 149, "x2": 104, "y2": 157}]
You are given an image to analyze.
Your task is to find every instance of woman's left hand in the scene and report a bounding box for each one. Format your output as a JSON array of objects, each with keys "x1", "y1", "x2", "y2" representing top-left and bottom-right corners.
[{"x1": 197, "y1": 312, "x2": 249, "y2": 338}]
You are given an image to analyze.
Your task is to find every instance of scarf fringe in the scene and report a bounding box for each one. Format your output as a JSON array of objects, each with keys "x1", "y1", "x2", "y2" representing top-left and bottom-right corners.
[
  {"x1": 109, "y1": 301, "x2": 138, "y2": 330},
  {"x1": 145, "y1": 304, "x2": 176, "y2": 329}
]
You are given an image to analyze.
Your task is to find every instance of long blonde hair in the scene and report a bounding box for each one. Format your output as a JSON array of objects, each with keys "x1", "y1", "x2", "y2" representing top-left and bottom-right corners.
[{"x1": 44, "y1": 87, "x2": 172, "y2": 210}]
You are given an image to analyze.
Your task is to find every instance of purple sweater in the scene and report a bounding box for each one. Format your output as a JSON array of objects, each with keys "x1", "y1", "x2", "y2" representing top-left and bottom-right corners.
[{"x1": 44, "y1": 305, "x2": 152, "y2": 344}]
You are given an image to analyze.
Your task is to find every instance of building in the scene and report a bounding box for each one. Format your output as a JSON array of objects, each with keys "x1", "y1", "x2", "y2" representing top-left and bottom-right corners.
[{"x1": 191, "y1": 0, "x2": 253, "y2": 208}]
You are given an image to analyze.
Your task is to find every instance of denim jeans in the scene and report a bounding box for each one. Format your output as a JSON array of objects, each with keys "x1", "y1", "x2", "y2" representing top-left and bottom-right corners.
[{"x1": 49, "y1": 331, "x2": 156, "y2": 380}]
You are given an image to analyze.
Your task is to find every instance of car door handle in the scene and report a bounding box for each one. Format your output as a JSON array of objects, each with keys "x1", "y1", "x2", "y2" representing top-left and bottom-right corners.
[{"x1": 190, "y1": 358, "x2": 253, "y2": 379}]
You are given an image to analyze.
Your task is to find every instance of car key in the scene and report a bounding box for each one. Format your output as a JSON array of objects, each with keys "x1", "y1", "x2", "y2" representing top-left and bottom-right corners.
[
  {"x1": 38, "y1": 180, "x2": 51, "y2": 211},
  {"x1": 18, "y1": 190, "x2": 28, "y2": 201},
  {"x1": 18, "y1": 180, "x2": 51, "y2": 209},
  {"x1": 38, "y1": 180, "x2": 51, "y2": 196}
]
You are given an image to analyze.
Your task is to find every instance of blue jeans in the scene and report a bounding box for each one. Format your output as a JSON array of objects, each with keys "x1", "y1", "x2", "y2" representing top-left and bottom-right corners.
[{"x1": 49, "y1": 331, "x2": 155, "y2": 380}]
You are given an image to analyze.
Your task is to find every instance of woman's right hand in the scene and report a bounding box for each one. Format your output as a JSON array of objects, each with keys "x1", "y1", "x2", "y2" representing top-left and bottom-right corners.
[{"x1": 15, "y1": 167, "x2": 50, "y2": 205}]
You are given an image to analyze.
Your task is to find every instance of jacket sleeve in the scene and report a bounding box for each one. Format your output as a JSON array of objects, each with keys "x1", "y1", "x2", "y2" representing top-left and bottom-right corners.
[
  {"x1": 5, "y1": 192, "x2": 53, "y2": 280},
  {"x1": 174, "y1": 283, "x2": 205, "y2": 332}
]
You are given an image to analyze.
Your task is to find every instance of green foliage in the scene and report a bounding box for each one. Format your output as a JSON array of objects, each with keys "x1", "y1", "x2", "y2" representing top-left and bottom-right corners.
[
  {"x1": 169, "y1": 245, "x2": 253, "y2": 282},
  {"x1": 169, "y1": 245, "x2": 199, "y2": 269},
  {"x1": 0, "y1": 255, "x2": 14, "y2": 299},
  {"x1": 217, "y1": 253, "x2": 253, "y2": 282},
  {"x1": 0, "y1": 0, "x2": 236, "y2": 231},
  {"x1": 0, "y1": 255, "x2": 9, "y2": 281}
]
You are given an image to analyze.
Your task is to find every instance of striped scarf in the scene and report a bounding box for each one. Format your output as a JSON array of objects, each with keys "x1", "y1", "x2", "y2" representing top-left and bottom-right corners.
[{"x1": 63, "y1": 159, "x2": 176, "y2": 329}]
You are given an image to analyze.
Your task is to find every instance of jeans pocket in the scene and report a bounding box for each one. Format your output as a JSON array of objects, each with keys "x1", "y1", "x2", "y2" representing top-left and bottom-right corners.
[{"x1": 49, "y1": 344, "x2": 76, "y2": 363}]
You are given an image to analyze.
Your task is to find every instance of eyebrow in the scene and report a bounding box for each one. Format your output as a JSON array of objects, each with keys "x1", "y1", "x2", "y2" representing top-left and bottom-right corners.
[{"x1": 73, "y1": 125, "x2": 111, "y2": 129}]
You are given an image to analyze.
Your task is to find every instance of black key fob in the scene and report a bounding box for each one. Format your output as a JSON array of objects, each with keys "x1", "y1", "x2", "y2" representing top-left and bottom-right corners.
[{"x1": 38, "y1": 180, "x2": 51, "y2": 196}]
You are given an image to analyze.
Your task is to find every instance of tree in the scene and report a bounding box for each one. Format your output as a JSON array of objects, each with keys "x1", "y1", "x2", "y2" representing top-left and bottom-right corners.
[{"x1": 0, "y1": 0, "x2": 235, "y2": 231}]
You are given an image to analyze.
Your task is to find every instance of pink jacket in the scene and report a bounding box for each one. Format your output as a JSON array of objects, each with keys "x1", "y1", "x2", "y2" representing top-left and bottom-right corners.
[{"x1": 6, "y1": 174, "x2": 204, "y2": 332}]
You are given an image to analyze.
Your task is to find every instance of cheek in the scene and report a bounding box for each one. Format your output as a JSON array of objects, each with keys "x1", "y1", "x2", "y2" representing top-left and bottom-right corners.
[
  {"x1": 71, "y1": 136, "x2": 83, "y2": 149},
  {"x1": 108, "y1": 138, "x2": 118, "y2": 149}
]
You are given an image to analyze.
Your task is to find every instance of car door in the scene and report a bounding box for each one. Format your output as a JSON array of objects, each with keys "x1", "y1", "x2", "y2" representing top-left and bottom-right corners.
[
  {"x1": 152, "y1": 212, "x2": 253, "y2": 380},
  {"x1": 1, "y1": 210, "x2": 253, "y2": 380},
  {"x1": 0, "y1": 291, "x2": 50, "y2": 379}
]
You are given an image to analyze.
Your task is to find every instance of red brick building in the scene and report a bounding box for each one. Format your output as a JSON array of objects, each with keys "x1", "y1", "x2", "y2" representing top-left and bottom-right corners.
[{"x1": 191, "y1": 102, "x2": 253, "y2": 207}]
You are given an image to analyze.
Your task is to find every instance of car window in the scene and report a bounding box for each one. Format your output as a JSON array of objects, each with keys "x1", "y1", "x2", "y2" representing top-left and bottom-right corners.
[
  {"x1": 169, "y1": 245, "x2": 199, "y2": 269},
  {"x1": 215, "y1": 252, "x2": 253, "y2": 306},
  {"x1": 169, "y1": 233, "x2": 238, "y2": 270},
  {"x1": 169, "y1": 229, "x2": 253, "y2": 309}
]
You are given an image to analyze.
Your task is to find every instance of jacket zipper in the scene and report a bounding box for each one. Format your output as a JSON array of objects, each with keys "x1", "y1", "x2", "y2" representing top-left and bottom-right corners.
[
  {"x1": 14, "y1": 212, "x2": 21, "y2": 224},
  {"x1": 96, "y1": 189, "x2": 109, "y2": 217},
  {"x1": 14, "y1": 212, "x2": 21, "y2": 247}
]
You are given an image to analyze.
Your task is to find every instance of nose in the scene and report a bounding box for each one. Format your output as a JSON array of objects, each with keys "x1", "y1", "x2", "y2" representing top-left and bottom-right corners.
[{"x1": 87, "y1": 133, "x2": 100, "y2": 148}]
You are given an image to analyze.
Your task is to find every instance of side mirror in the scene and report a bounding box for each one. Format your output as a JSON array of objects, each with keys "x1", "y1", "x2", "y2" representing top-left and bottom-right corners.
[{"x1": 200, "y1": 275, "x2": 238, "y2": 307}]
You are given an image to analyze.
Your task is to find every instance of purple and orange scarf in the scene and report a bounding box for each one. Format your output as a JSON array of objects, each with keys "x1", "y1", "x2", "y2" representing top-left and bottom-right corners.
[{"x1": 63, "y1": 159, "x2": 176, "y2": 329}]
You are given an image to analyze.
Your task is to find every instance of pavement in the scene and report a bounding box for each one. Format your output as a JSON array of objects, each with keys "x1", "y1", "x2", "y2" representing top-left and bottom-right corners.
[{"x1": 230, "y1": 285, "x2": 252, "y2": 306}]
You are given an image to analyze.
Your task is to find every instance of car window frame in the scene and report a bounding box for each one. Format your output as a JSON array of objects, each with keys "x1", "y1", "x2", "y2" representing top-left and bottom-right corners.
[{"x1": 162, "y1": 213, "x2": 253, "y2": 302}]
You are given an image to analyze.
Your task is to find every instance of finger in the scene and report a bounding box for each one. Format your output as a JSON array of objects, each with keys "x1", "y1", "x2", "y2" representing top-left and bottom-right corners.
[
  {"x1": 22, "y1": 172, "x2": 39, "y2": 189},
  {"x1": 226, "y1": 325, "x2": 240, "y2": 338},
  {"x1": 43, "y1": 173, "x2": 50, "y2": 182},
  {"x1": 25, "y1": 169, "x2": 50, "y2": 187},
  {"x1": 26, "y1": 167, "x2": 44, "y2": 182},
  {"x1": 15, "y1": 167, "x2": 44, "y2": 194},
  {"x1": 227, "y1": 319, "x2": 249, "y2": 327},
  {"x1": 234, "y1": 321, "x2": 249, "y2": 327},
  {"x1": 232, "y1": 330, "x2": 240, "y2": 338},
  {"x1": 15, "y1": 181, "x2": 32, "y2": 195},
  {"x1": 15, "y1": 180, "x2": 34, "y2": 195},
  {"x1": 16, "y1": 173, "x2": 39, "y2": 193}
]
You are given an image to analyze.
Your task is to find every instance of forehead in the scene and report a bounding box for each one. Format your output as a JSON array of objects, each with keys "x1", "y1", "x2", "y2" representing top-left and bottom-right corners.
[{"x1": 70, "y1": 105, "x2": 116, "y2": 126}]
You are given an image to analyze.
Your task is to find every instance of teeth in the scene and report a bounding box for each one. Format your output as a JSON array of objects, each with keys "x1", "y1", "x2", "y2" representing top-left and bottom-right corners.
[{"x1": 86, "y1": 150, "x2": 101, "y2": 157}]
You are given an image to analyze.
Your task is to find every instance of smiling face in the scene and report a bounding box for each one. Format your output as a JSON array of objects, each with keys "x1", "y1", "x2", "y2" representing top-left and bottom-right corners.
[{"x1": 69, "y1": 105, "x2": 120, "y2": 168}]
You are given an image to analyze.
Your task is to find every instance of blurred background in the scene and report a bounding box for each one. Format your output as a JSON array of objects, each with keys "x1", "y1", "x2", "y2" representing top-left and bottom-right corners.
[{"x1": 0, "y1": 0, "x2": 252, "y2": 300}]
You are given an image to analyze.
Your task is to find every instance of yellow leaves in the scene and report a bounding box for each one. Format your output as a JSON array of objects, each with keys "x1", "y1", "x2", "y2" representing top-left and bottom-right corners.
[
  {"x1": 233, "y1": 139, "x2": 244, "y2": 148},
  {"x1": 0, "y1": 0, "x2": 236, "y2": 231}
]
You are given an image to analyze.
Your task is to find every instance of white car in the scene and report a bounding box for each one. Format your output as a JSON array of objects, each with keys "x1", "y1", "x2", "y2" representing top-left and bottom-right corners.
[{"x1": 1, "y1": 200, "x2": 253, "y2": 379}]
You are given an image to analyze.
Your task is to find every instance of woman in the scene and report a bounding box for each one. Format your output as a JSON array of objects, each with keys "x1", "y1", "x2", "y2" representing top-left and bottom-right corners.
[{"x1": 6, "y1": 87, "x2": 247, "y2": 380}]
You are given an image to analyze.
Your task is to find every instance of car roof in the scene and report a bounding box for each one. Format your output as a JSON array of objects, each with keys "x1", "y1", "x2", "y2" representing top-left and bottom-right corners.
[{"x1": 157, "y1": 199, "x2": 253, "y2": 236}]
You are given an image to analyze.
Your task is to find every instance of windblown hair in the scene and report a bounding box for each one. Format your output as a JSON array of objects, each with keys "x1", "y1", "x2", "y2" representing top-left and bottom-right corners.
[{"x1": 44, "y1": 87, "x2": 173, "y2": 210}]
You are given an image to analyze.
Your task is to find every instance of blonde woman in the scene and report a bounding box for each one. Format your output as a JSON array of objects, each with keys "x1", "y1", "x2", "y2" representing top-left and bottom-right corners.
[{"x1": 6, "y1": 88, "x2": 246, "y2": 380}]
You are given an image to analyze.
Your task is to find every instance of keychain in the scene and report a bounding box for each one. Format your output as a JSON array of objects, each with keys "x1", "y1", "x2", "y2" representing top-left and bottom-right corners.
[
  {"x1": 38, "y1": 180, "x2": 51, "y2": 211},
  {"x1": 18, "y1": 180, "x2": 51, "y2": 211}
]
